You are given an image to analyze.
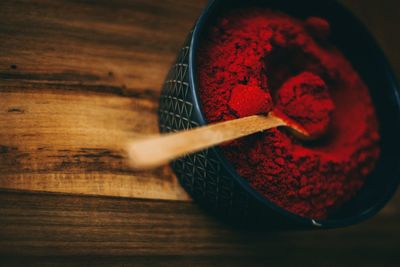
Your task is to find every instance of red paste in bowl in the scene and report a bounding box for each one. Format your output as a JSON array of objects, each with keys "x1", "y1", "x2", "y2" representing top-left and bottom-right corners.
[{"x1": 197, "y1": 9, "x2": 380, "y2": 219}]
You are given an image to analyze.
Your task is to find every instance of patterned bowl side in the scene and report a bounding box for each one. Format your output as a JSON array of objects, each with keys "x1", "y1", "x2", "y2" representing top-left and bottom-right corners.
[{"x1": 158, "y1": 33, "x2": 254, "y2": 220}]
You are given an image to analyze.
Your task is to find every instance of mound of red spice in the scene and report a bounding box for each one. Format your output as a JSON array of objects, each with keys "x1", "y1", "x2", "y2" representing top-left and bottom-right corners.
[
  {"x1": 229, "y1": 84, "x2": 272, "y2": 117},
  {"x1": 198, "y1": 9, "x2": 380, "y2": 219},
  {"x1": 275, "y1": 72, "x2": 335, "y2": 137}
]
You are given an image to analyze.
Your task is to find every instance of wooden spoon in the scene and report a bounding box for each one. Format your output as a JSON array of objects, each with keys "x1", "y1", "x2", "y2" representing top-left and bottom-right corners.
[{"x1": 126, "y1": 111, "x2": 312, "y2": 170}]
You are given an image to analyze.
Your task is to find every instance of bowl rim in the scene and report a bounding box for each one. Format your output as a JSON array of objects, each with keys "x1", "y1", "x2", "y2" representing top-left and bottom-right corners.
[{"x1": 187, "y1": 0, "x2": 400, "y2": 228}]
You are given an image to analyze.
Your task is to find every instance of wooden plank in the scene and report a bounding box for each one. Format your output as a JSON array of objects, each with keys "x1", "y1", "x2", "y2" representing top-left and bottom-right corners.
[
  {"x1": 0, "y1": 0, "x2": 399, "y2": 201},
  {"x1": 0, "y1": 0, "x2": 207, "y2": 93},
  {"x1": 0, "y1": 0, "x2": 210, "y2": 200},
  {"x1": 0, "y1": 0, "x2": 399, "y2": 266},
  {"x1": 0, "y1": 88, "x2": 189, "y2": 200},
  {"x1": 0, "y1": 190, "x2": 399, "y2": 266}
]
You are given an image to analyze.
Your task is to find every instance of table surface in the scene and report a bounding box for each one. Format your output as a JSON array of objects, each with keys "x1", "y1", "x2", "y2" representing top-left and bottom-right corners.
[{"x1": 0, "y1": 0, "x2": 399, "y2": 266}]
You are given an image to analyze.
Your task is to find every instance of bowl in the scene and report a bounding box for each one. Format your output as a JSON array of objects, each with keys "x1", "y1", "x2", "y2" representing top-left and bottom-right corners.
[{"x1": 158, "y1": 0, "x2": 400, "y2": 229}]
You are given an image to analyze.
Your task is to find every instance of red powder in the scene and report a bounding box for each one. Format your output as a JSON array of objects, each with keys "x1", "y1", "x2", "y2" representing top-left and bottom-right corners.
[
  {"x1": 276, "y1": 72, "x2": 335, "y2": 137},
  {"x1": 198, "y1": 9, "x2": 380, "y2": 219},
  {"x1": 229, "y1": 84, "x2": 272, "y2": 117},
  {"x1": 305, "y1": 16, "x2": 331, "y2": 40}
]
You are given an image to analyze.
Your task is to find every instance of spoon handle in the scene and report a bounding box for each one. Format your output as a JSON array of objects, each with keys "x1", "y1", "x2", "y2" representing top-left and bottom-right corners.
[{"x1": 126, "y1": 114, "x2": 285, "y2": 170}]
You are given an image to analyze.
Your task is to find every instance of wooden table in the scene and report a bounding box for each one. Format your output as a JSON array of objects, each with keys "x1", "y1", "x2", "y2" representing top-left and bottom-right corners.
[{"x1": 0, "y1": 0, "x2": 399, "y2": 266}]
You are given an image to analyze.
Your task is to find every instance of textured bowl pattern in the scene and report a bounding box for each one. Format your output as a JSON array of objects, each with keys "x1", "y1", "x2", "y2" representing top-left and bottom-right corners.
[{"x1": 158, "y1": 32, "x2": 253, "y2": 219}]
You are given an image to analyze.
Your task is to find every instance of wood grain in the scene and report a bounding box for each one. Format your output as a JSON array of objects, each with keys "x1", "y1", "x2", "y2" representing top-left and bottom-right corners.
[
  {"x1": 0, "y1": 190, "x2": 399, "y2": 266},
  {"x1": 0, "y1": 0, "x2": 400, "y2": 266},
  {"x1": 0, "y1": 0, "x2": 398, "y2": 201},
  {"x1": 0, "y1": 0, "x2": 210, "y2": 199},
  {"x1": 0, "y1": 89, "x2": 189, "y2": 200}
]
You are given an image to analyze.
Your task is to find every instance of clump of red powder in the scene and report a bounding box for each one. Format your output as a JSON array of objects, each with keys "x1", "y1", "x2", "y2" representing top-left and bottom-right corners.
[
  {"x1": 229, "y1": 84, "x2": 272, "y2": 117},
  {"x1": 198, "y1": 9, "x2": 380, "y2": 219},
  {"x1": 276, "y1": 72, "x2": 335, "y2": 137}
]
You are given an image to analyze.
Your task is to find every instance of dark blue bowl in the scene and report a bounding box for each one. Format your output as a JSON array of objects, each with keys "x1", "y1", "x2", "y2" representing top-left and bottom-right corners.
[{"x1": 158, "y1": 0, "x2": 400, "y2": 229}]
